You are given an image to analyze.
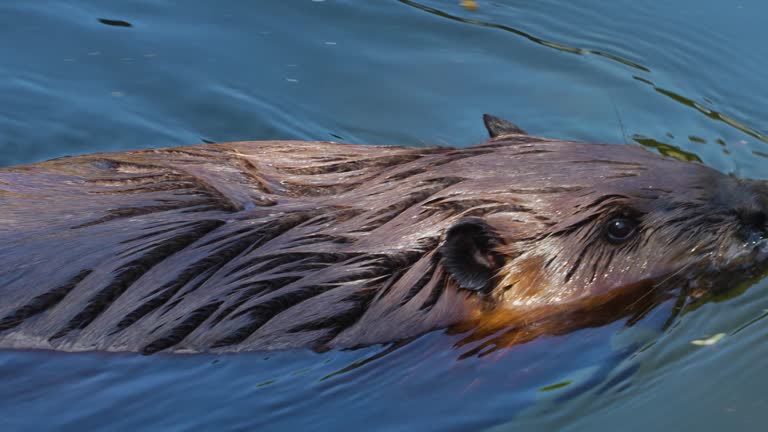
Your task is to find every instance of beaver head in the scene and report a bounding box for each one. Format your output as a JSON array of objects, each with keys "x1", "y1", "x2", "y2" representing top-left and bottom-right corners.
[{"x1": 442, "y1": 115, "x2": 768, "y2": 318}]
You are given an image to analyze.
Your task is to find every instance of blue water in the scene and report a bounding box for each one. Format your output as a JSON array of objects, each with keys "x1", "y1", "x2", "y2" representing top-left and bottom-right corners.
[{"x1": 2, "y1": 1, "x2": 768, "y2": 431}]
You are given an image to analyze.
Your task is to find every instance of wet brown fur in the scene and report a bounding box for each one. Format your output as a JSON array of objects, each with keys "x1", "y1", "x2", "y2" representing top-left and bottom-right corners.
[{"x1": 1, "y1": 118, "x2": 766, "y2": 355}]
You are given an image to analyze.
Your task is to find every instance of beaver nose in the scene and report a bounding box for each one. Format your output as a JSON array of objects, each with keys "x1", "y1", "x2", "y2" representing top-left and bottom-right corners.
[
  {"x1": 738, "y1": 208, "x2": 767, "y2": 230},
  {"x1": 730, "y1": 179, "x2": 768, "y2": 238},
  {"x1": 736, "y1": 207, "x2": 768, "y2": 242}
]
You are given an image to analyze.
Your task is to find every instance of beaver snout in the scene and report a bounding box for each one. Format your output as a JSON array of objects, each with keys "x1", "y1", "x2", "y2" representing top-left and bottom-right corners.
[
  {"x1": 737, "y1": 209, "x2": 768, "y2": 246},
  {"x1": 737, "y1": 208, "x2": 767, "y2": 234},
  {"x1": 731, "y1": 181, "x2": 768, "y2": 241},
  {"x1": 697, "y1": 179, "x2": 768, "y2": 277},
  {"x1": 752, "y1": 240, "x2": 768, "y2": 263}
]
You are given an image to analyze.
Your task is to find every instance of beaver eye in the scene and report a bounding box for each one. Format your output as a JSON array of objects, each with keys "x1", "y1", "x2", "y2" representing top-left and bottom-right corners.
[{"x1": 605, "y1": 218, "x2": 638, "y2": 243}]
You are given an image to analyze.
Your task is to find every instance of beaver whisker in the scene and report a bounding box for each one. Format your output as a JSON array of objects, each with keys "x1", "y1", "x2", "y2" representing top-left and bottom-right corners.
[
  {"x1": 624, "y1": 258, "x2": 701, "y2": 313},
  {"x1": 564, "y1": 246, "x2": 590, "y2": 284}
]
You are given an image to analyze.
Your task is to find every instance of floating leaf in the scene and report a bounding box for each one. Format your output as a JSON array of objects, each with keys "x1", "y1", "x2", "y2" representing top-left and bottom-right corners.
[{"x1": 691, "y1": 333, "x2": 726, "y2": 346}]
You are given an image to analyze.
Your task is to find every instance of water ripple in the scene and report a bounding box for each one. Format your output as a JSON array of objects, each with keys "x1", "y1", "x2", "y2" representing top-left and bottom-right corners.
[{"x1": 397, "y1": 0, "x2": 650, "y2": 71}]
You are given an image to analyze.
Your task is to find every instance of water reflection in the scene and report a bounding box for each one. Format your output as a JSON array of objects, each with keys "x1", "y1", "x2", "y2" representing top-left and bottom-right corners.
[
  {"x1": 397, "y1": 0, "x2": 766, "y2": 147},
  {"x1": 632, "y1": 135, "x2": 703, "y2": 162},
  {"x1": 397, "y1": 0, "x2": 650, "y2": 71},
  {"x1": 319, "y1": 339, "x2": 414, "y2": 381},
  {"x1": 632, "y1": 76, "x2": 768, "y2": 143}
]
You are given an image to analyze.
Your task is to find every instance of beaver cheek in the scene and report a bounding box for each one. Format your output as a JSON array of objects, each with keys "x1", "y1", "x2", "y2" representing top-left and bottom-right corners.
[{"x1": 585, "y1": 267, "x2": 657, "y2": 298}]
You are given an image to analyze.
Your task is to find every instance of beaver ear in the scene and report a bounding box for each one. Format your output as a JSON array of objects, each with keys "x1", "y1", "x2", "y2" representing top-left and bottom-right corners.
[
  {"x1": 483, "y1": 114, "x2": 527, "y2": 138},
  {"x1": 441, "y1": 218, "x2": 505, "y2": 293}
]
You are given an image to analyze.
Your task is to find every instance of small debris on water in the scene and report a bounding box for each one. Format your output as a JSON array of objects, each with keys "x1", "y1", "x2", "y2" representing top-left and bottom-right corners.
[
  {"x1": 460, "y1": 0, "x2": 479, "y2": 10},
  {"x1": 98, "y1": 18, "x2": 133, "y2": 28},
  {"x1": 539, "y1": 380, "x2": 573, "y2": 392},
  {"x1": 691, "y1": 333, "x2": 726, "y2": 346}
]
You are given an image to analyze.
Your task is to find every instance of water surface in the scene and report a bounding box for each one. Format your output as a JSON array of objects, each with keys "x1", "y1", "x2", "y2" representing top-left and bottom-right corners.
[{"x1": 1, "y1": 1, "x2": 767, "y2": 431}]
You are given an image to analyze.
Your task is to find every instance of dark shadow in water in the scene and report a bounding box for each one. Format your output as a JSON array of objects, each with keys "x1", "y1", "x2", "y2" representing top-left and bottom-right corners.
[
  {"x1": 679, "y1": 267, "x2": 768, "y2": 317},
  {"x1": 396, "y1": 0, "x2": 650, "y2": 72},
  {"x1": 98, "y1": 18, "x2": 133, "y2": 28}
]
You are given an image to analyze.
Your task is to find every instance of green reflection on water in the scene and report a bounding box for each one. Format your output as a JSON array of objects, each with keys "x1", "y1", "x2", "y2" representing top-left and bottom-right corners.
[
  {"x1": 319, "y1": 340, "x2": 412, "y2": 382},
  {"x1": 632, "y1": 135, "x2": 703, "y2": 162},
  {"x1": 291, "y1": 367, "x2": 313, "y2": 377},
  {"x1": 255, "y1": 379, "x2": 276, "y2": 388},
  {"x1": 632, "y1": 77, "x2": 768, "y2": 144},
  {"x1": 538, "y1": 380, "x2": 573, "y2": 392}
]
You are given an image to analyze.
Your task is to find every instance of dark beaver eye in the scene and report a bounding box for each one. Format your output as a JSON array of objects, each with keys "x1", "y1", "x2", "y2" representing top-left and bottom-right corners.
[{"x1": 605, "y1": 218, "x2": 638, "y2": 243}]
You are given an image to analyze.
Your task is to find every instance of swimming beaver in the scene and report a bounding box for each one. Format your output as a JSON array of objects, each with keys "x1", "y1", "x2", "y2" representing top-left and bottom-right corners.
[{"x1": 0, "y1": 115, "x2": 766, "y2": 355}]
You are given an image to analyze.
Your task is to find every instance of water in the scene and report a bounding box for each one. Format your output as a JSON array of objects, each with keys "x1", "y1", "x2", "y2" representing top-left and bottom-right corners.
[{"x1": 1, "y1": 1, "x2": 767, "y2": 430}]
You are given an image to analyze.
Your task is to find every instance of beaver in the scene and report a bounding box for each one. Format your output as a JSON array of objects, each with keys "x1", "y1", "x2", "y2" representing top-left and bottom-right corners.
[{"x1": 0, "y1": 114, "x2": 765, "y2": 355}]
